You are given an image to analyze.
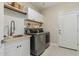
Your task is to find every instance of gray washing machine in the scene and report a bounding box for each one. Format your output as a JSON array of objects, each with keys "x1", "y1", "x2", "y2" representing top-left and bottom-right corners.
[{"x1": 30, "y1": 33, "x2": 46, "y2": 56}]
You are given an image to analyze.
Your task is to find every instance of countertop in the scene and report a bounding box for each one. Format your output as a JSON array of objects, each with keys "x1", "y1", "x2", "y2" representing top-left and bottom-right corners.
[{"x1": 4, "y1": 35, "x2": 31, "y2": 45}]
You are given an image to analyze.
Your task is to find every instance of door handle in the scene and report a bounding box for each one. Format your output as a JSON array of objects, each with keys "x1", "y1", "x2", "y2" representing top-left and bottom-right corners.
[{"x1": 58, "y1": 29, "x2": 61, "y2": 34}]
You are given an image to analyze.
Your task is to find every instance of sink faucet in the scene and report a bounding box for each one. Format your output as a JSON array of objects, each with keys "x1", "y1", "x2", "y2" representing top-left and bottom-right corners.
[{"x1": 10, "y1": 20, "x2": 15, "y2": 36}]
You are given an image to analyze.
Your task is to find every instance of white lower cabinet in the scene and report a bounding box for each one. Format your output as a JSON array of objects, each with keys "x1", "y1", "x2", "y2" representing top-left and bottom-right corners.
[
  {"x1": 17, "y1": 39, "x2": 30, "y2": 56},
  {"x1": 19, "y1": 39, "x2": 30, "y2": 56},
  {"x1": 0, "y1": 46, "x2": 4, "y2": 56},
  {"x1": 5, "y1": 39, "x2": 30, "y2": 56},
  {"x1": 5, "y1": 42, "x2": 18, "y2": 56}
]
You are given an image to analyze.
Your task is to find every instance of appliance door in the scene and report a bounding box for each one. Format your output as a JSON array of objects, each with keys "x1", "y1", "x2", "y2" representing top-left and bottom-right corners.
[{"x1": 35, "y1": 33, "x2": 45, "y2": 55}]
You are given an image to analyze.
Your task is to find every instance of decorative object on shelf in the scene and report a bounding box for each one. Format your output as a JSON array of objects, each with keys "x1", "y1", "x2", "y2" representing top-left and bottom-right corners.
[
  {"x1": 24, "y1": 20, "x2": 43, "y2": 29},
  {"x1": 27, "y1": 23, "x2": 31, "y2": 28},
  {"x1": 4, "y1": 3, "x2": 27, "y2": 15},
  {"x1": 10, "y1": 2, "x2": 24, "y2": 10},
  {"x1": 25, "y1": 19, "x2": 43, "y2": 24}
]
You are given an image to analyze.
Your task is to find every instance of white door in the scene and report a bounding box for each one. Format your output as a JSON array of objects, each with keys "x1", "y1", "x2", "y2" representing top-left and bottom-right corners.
[
  {"x1": 58, "y1": 13, "x2": 78, "y2": 50},
  {"x1": 58, "y1": 16, "x2": 63, "y2": 46}
]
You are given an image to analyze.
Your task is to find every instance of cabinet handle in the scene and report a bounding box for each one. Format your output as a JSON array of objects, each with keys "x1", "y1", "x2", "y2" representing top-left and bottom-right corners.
[
  {"x1": 17, "y1": 46, "x2": 19, "y2": 48},
  {"x1": 17, "y1": 45, "x2": 21, "y2": 48},
  {"x1": 20, "y1": 45, "x2": 21, "y2": 47}
]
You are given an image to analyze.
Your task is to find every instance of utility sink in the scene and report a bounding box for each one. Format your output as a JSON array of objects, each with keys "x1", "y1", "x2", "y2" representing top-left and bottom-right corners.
[
  {"x1": 4, "y1": 35, "x2": 24, "y2": 43},
  {"x1": 13, "y1": 35, "x2": 23, "y2": 38},
  {"x1": 4, "y1": 35, "x2": 24, "y2": 40}
]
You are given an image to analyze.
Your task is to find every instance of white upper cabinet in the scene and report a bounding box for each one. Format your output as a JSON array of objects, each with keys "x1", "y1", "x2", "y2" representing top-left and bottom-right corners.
[
  {"x1": 27, "y1": 8, "x2": 43, "y2": 22},
  {"x1": 14, "y1": 17, "x2": 24, "y2": 35},
  {"x1": 27, "y1": 8, "x2": 36, "y2": 20}
]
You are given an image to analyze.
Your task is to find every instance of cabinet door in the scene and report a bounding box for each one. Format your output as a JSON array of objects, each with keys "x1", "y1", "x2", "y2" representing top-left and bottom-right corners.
[
  {"x1": 28, "y1": 8, "x2": 36, "y2": 20},
  {"x1": 28, "y1": 8, "x2": 43, "y2": 22},
  {"x1": 34, "y1": 11, "x2": 39, "y2": 21},
  {"x1": 0, "y1": 46, "x2": 4, "y2": 56},
  {"x1": 22, "y1": 39, "x2": 30, "y2": 56},
  {"x1": 5, "y1": 39, "x2": 30, "y2": 56},
  {"x1": 19, "y1": 39, "x2": 30, "y2": 56},
  {"x1": 5, "y1": 43, "x2": 18, "y2": 56},
  {"x1": 14, "y1": 18, "x2": 24, "y2": 35},
  {"x1": 39, "y1": 14, "x2": 43, "y2": 22}
]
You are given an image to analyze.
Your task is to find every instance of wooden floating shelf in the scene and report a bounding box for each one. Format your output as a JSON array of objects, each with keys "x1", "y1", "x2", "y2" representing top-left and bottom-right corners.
[
  {"x1": 4, "y1": 4, "x2": 27, "y2": 15},
  {"x1": 25, "y1": 19, "x2": 43, "y2": 24}
]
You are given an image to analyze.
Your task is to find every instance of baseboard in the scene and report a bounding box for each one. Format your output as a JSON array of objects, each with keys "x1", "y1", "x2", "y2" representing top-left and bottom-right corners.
[{"x1": 49, "y1": 43, "x2": 79, "y2": 51}]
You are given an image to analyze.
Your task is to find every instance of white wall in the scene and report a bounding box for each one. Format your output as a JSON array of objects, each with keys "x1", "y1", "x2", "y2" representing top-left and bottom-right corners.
[
  {"x1": 41, "y1": 2, "x2": 79, "y2": 44},
  {"x1": 4, "y1": 2, "x2": 39, "y2": 18},
  {"x1": 20, "y1": 2, "x2": 40, "y2": 12},
  {"x1": 5, "y1": 2, "x2": 40, "y2": 12},
  {"x1": 4, "y1": 2, "x2": 39, "y2": 35}
]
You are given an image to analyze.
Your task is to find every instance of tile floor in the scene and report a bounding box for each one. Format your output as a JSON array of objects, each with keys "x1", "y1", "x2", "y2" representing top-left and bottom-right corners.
[{"x1": 41, "y1": 44, "x2": 79, "y2": 56}]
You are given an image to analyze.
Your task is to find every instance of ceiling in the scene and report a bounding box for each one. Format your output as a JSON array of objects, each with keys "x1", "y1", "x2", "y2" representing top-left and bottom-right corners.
[{"x1": 31, "y1": 2, "x2": 61, "y2": 11}]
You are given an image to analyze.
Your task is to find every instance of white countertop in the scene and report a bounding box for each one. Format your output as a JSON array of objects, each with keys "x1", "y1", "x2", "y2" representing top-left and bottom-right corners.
[{"x1": 4, "y1": 35, "x2": 31, "y2": 45}]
